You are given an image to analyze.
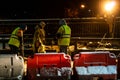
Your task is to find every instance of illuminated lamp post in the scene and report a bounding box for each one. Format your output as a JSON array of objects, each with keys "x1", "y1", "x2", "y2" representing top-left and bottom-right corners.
[
  {"x1": 80, "y1": 4, "x2": 85, "y2": 9},
  {"x1": 104, "y1": 1, "x2": 116, "y2": 38}
]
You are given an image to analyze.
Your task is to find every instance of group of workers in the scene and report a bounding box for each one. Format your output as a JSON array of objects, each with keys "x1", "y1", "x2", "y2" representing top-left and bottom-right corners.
[{"x1": 8, "y1": 19, "x2": 71, "y2": 56}]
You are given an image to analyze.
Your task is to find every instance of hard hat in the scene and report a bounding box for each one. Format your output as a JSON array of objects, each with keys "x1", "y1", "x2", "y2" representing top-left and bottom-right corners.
[
  {"x1": 59, "y1": 19, "x2": 67, "y2": 25},
  {"x1": 39, "y1": 21, "x2": 46, "y2": 26}
]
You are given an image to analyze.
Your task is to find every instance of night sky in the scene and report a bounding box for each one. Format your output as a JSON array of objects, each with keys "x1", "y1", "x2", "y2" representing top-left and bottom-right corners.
[
  {"x1": 0, "y1": 0, "x2": 65, "y2": 19},
  {"x1": 0, "y1": 0, "x2": 119, "y2": 19}
]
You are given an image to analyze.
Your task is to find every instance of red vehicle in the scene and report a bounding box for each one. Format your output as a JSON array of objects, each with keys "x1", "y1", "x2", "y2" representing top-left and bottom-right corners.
[
  {"x1": 27, "y1": 53, "x2": 72, "y2": 80},
  {"x1": 73, "y1": 51, "x2": 117, "y2": 80}
]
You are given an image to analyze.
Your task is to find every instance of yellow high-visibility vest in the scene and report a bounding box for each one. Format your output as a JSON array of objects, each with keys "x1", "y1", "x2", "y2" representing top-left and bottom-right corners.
[
  {"x1": 57, "y1": 25, "x2": 71, "y2": 46},
  {"x1": 8, "y1": 27, "x2": 20, "y2": 48}
]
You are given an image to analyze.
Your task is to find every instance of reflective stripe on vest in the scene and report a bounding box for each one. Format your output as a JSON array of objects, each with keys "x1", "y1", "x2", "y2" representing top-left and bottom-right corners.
[
  {"x1": 62, "y1": 34, "x2": 71, "y2": 38},
  {"x1": 61, "y1": 25, "x2": 71, "y2": 38},
  {"x1": 11, "y1": 36, "x2": 19, "y2": 40}
]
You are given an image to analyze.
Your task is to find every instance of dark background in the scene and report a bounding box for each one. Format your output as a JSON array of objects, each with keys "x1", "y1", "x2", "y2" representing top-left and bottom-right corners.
[{"x1": 0, "y1": 0, "x2": 119, "y2": 19}]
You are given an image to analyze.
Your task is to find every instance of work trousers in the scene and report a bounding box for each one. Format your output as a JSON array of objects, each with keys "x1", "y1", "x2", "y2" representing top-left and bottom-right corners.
[{"x1": 59, "y1": 45, "x2": 68, "y2": 54}]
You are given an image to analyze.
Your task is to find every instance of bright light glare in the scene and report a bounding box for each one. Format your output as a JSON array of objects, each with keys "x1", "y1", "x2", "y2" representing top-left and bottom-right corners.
[
  {"x1": 104, "y1": 1, "x2": 116, "y2": 12},
  {"x1": 81, "y1": 4, "x2": 85, "y2": 8}
]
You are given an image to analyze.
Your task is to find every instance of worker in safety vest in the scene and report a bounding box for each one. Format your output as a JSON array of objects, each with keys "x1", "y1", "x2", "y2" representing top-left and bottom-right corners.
[
  {"x1": 56, "y1": 19, "x2": 71, "y2": 54},
  {"x1": 8, "y1": 25, "x2": 27, "y2": 55},
  {"x1": 33, "y1": 21, "x2": 46, "y2": 53}
]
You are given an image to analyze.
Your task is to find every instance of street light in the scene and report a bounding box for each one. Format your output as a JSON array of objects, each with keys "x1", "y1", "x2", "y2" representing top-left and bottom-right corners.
[
  {"x1": 104, "y1": 1, "x2": 116, "y2": 13},
  {"x1": 80, "y1": 4, "x2": 85, "y2": 9},
  {"x1": 103, "y1": 0, "x2": 117, "y2": 38}
]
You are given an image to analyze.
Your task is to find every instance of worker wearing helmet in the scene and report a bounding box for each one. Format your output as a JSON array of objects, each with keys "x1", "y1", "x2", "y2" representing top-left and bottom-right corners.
[
  {"x1": 8, "y1": 24, "x2": 27, "y2": 55},
  {"x1": 33, "y1": 21, "x2": 46, "y2": 53},
  {"x1": 56, "y1": 19, "x2": 71, "y2": 54}
]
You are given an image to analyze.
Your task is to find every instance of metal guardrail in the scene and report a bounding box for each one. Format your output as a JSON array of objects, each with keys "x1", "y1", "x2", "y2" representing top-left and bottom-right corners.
[{"x1": 0, "y1": 33, "x2": 120, "y2": 49}]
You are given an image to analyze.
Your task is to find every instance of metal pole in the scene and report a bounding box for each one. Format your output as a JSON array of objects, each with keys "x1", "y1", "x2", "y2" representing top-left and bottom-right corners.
[{"x1": 21, "y1": 35, "x2": 24, "y2": 57}]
